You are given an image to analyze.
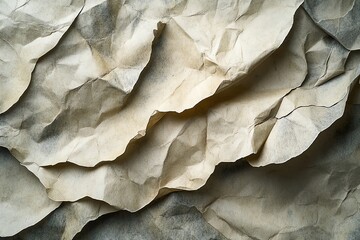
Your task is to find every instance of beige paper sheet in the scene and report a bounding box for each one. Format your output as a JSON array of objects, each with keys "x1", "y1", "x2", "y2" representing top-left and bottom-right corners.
[{"x1": 1, "y1": 1, "x2": 360, "y2": 238}]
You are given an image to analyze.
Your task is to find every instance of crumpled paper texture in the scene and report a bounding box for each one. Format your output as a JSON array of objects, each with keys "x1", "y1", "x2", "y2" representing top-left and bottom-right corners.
[
  {"x1": 303, "y1": 0, "x2": 360, "y2": 51},
  {"x1": 0, "y1": 148, "x2": 59, "y2": 237},
  {"x1": 1, "y1": 0, "x2": 360, "y2": 239},
  {"x1": 74, "y1": 103, "x2": 360, "y2": 240},
  {"x1": 4, "y1": 199, "x2": 116, "y2": 240},
  {"x1": 0, "y1": 0, "x2": 84, "y2": 113},
  {"x1": 0, "y1": 0, "x2": 302, "y2": 168}
]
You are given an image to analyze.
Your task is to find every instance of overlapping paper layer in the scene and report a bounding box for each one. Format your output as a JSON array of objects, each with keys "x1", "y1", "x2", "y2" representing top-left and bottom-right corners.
[{"x1": 1, "y1": 0, "x2": 359, "y2": 239}]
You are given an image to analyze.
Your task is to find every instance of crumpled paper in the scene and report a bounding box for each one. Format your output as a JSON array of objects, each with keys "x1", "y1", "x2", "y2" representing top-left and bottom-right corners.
[
  {"x1": 189, "y1": 103, "x2": 360, "y2": 240},
  {"x1": 0, "y1": 0, "x2": 84, "y2": 113},
  {"x1": 76, "y1": 195, "x2": 228, "y2": 240},
  {"x1": 0, "y1": 0, "x2": 302, "y2": 167},
  {"x1": 0, "y1": 147, "x2": 59, "y2": 237},
  {"x1": 71, "y1": 103, "x2": 360, "y2": 240},
  {"x1": 303, "y1": 0, "x2": 360, "y2": 51},
  {"x1": 1, "y1": 0, "x2": 360, "y2": 238},
  {"x1": 21, "y1": 8, "x2": 360, "y2": 211},
  {"x1": 6, "y1": 199, "x2": 116, "y2": 240}
]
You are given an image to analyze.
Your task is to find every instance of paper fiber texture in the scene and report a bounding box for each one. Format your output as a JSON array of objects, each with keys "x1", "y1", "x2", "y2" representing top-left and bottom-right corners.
[
  {"x1": 7, "y1": 199, "x2": 117, "y2": 240},
  {"x1": 303, "y1": 0, "x2": 360, "y2": 50},
  {"x1": 0, "y1": 0, "x2": 84, "y2": 114},
  {"x1": 76, "y1": 195, "x2": 228, "y2": 240},
  {"x1": 0, "y1": 0, "x2": 302, "y2": 168},
  {"x1": 21, "y1": 8, "x2": 359, "y2": 211},
  {"x1": 0, "y1": 148, "x2": 60, "y2": 237},
  {"x1": 1, "y1": 0, "x2": 360, "y2": 238},
  {"x1": 20, "y1": 103, "x2": 359, "y2": 240},
  {"x1": 192, "y1": 104, "x2": 360, "y2": 240}
]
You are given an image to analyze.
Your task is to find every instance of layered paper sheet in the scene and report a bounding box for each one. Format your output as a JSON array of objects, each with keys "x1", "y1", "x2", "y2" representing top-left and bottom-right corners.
[{"x1": 1, "y1": 0, "x2": 360, "y2": 239}]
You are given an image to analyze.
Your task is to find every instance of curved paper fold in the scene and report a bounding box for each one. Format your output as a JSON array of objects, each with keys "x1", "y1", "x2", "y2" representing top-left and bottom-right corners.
[
  {"x1": 303, "y1": 0, "x2": 360, "y2": 50},
  {"x1": 0, "y1": 0, "x2": 84, "y2": 114},
  {"x1": 0, "y1": 148, "x2": 60, "y2": 237},
  {"x1": 9, "y1": 199, "x2": 117, "y2": 240},
  {"x1": 190, "y1": 104, "x2": 360, "y2": 240},
  {"x1": 22, "y1": 10, "x2": 359, "y2": 212},
  {"x1": 0, "y1": 0, "x2": 303, "y2": 167},
  {"x1": 33, "y1": 103, "x2": 360, "y2": 239}
]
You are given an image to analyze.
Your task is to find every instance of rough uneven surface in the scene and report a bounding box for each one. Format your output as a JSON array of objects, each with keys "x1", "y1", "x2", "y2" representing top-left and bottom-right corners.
[
  {"x1": 0, "y1": 148, "x2": 60, "y2": 237},
  {"x1": 3, "y1": 200, "x2": 116, "y2": 240},
  {"x1": 0, "y1": 0, "x2": 84, "y2": 113},
  {"x1": 303, "y1": 0, "x2": 360, "y2": 50},
  {"x1": 1, "y1": 0, "x2": 360, "y2": 239},
  {"x1": 0, "y1": 0, "x2": 302, "y2": 168},
  {"x1": 74, "y1": 104, "x2": 360, "y2": 240}
]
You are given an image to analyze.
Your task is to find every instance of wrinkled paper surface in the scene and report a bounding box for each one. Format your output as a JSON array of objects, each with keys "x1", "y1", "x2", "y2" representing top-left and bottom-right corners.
[
  {"x1": 0, "y1": 148, "x2": 59, "y2": 237},
  {"x1": 1, "y1": 0, "x2": 360, "y2": 239},
  {"x1": 75, "y1": 103, "x2": 360, "y2": 240}
]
